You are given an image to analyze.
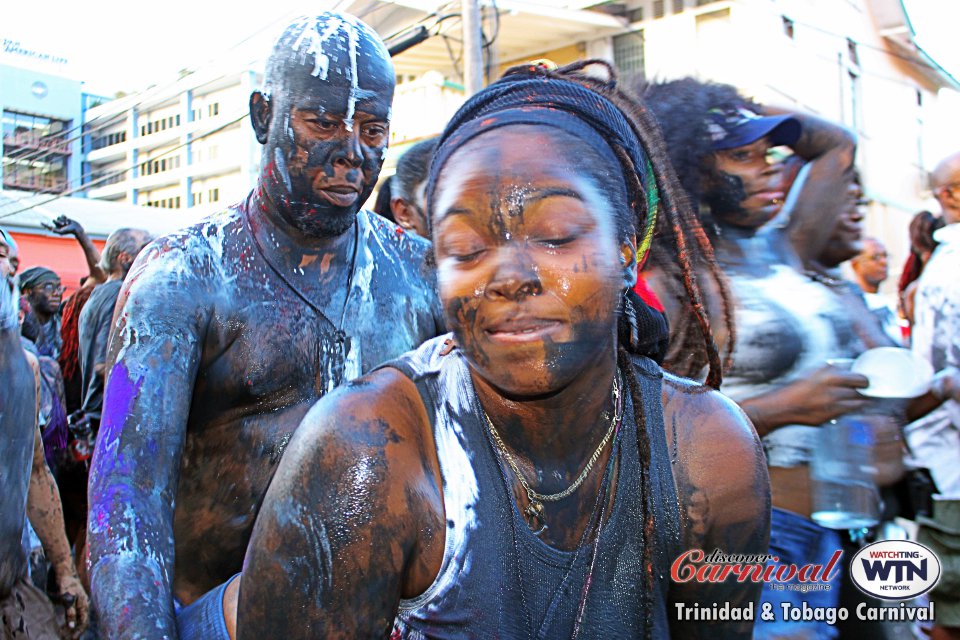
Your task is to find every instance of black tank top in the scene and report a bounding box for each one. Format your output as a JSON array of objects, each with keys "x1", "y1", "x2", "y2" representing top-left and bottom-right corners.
[{"x1": 382, "y1": 335, "x2": 683, "y2": 639}]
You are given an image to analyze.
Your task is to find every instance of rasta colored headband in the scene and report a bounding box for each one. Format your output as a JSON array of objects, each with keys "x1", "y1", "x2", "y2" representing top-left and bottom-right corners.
[{"x1": 427, "y1": 70, "x2": 659, "y2": 264}]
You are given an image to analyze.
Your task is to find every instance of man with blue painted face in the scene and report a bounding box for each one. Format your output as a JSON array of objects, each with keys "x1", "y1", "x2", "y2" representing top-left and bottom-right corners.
[{"x1": 87, "y1": 13, "x2": 443, "y2": 638}]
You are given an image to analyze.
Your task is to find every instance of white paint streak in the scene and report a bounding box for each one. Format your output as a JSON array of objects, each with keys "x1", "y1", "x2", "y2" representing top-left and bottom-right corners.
[
  {"x1": 399, "y1": 343, "x2": 480, "y2": 613},
  {"x1": 344, "y1": 19, "x2": 360, "y2": 130},
  {"x1": 0, "y1": 277, "x2": 19, "y2": 330},
  {"x1": 274, "y1": 148, "x2": 292, "y2": 192},
  {"x1": 291, "y1": 15, "x2": 345, "y2": 81}
]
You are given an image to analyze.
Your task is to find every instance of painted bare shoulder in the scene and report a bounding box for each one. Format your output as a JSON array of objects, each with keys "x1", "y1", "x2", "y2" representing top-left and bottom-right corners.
[
  {"x1": 661, "y1": 371, "x2": 754, "y2": 434},
  {"x1": 662, "y1": 371, "x2": 770, "y2": 639},
  {"x1": 240, "y1": 366, "x2": 443, "y2": 637},
  {"x1": 125, "y1": 207, "x2": 242, "y2": 290},
  {"x1": 660, "y1": 370, "x2": 769, "y2": 545}
]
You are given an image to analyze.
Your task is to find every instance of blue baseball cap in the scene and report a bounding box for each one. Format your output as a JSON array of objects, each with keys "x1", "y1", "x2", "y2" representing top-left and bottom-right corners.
[{"x1": 706, "y1": 107, "x2": 801, "y2": 150}]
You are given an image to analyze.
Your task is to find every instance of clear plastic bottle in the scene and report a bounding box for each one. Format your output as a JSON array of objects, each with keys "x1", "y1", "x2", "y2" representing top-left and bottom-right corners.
[{"x1": 811, "y1": 416, "x2": 881, "y2": 530}]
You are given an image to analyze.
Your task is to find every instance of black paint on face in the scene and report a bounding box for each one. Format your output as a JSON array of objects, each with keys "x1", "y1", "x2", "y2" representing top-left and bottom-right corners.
[
  {"x1": 707, "y1": 138, "x2": 786, "y2": 229},
  {"x1": 432, "y1": 125, "x2": 633, "y2": 397},
  {"x1": 27, "y1": 285, "x2": 60, "y2": 316},
  {"x1": 703, "y1": 171, "x2": 750, "y2": 224},
  {"x1": 259, "y1": 14, "x2": 395, "y2": 237}
]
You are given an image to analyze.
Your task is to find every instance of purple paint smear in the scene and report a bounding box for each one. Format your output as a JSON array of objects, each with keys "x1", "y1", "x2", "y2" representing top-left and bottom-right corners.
[{"x1": 98, "y1": 361, "x2": 144, "y2": 449}]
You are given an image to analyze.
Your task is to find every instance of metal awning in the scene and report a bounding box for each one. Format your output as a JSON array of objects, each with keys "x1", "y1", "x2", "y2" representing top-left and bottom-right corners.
[{"x1": 335, "y1": 0, "x2": 626, "y2": 77}]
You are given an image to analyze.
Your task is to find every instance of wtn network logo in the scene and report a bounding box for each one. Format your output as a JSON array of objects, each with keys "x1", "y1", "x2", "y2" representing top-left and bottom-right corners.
[{"x1": 850, "y1": 540, "x2": 941, "y2": 600}]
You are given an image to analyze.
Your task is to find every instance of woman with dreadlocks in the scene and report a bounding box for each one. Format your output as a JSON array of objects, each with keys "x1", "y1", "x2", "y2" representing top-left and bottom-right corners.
[
  {"x1": 643, "y1": 78, "x2": 878, "y2": 639},
  {"x1": 227, "y1": 61, "x2": 769, "y2": 639}
]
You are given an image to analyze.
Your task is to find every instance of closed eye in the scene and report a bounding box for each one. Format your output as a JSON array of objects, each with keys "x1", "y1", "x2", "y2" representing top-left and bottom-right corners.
[
  {"x1": 539, "y1": 236, "x2": 577, "y2": 249},
  {"x1": 452, "y1": 249, "x2": 486, "y2": 263}
]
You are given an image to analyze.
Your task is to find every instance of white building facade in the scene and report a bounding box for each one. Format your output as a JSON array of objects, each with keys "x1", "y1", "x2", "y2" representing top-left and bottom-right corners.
[{"x1": 75, "y1": 0, "x2": 956, "y2": 278}]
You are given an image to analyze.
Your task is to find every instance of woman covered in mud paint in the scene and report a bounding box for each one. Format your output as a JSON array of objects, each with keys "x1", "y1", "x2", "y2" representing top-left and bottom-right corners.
[
  {"x1": 643, "y1": 79, "x2": 896, "y2": 639},
  {"x1": 234, "y1": 61, "x2": 770, "y2": 639}
]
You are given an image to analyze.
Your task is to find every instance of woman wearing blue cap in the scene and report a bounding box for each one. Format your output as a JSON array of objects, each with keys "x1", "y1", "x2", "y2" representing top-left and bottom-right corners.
[
  {"x1": 642, "y1": 78, "x2": 887, "y2": 639},
  {"x1": 220, "y1": 61, "x2": 771, "y2": 639}
]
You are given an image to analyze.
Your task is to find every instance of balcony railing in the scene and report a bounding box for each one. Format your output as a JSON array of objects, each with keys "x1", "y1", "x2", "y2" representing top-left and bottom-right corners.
[
  {"x1": 84, "y1": 170, "x2": 125, "y2": 187},
  {"x1": 3, "y1": 174, "x2": 68, "y2": 193},
  {"x1": 3, "y1": 132, "x2": 71, "y2": 155}
]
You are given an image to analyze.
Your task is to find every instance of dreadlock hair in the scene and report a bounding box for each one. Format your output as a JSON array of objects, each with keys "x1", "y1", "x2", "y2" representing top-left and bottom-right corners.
[
  {"x1": 537, "y1": 62, "x2": 733, "y2": 387},
  {"x1": 428, "y1": 59, "x2": 733, "y2": 638},
  {"x1": 633, "y1": 76, "x2": 747, "y2": 379}
]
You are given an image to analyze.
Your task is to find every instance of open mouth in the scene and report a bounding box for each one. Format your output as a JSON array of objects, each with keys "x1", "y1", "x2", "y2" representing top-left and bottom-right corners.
[{"x1": 484, "y1": 318, "x2": 562, "y2": 343}]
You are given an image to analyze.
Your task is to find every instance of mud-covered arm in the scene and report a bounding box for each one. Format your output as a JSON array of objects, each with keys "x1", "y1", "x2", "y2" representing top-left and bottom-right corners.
[
  {"x1": 28, "y1": 422, "x2": 89, "y2": 635},
  {"x1": 664, "y1": 377, "x2": 771, "y2": 639},
  {"x1": 239, "y1": 370, "x2": 435, "y2": 639},
  {"x1": 87, "y1": 238, "x2": 212, "y2": 639},
  {"x1": 0, "y1": 291, "x2": 38, "y2": 594},
  {"x1": 765, "y1": 107, "x2": 857, "y2": 267}
]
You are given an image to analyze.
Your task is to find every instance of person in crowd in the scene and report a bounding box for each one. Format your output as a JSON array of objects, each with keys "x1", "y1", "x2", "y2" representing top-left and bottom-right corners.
[
  {"x1": 47, "y1": 215, "x2": 108, "y2": 416},
  {"x1": 0, "y1": 230, "x2": 50, "y2": 638},
  {"x1": 87, "y1": 12, "x2": 444, "y2": 638},
  {"x1": 77, "y1": 228, "x2": 153, "y2": 430},
  {"x1": 232, "y1": 60, "x2": 769, "y2": 640},
  {"x1": 0, "y1": 227, "x2": 20, "y2": 275},
  {"x1": 850, "y1": 236, "x2": 902, "y2": 345},
  {"x1": 14, "y1": 262, "x2": 71, "y2": 493},
  {"x1": 19, "y1": 267, "x2": 64, "y2": 360},
  {"x1": 898, "y1": 210, "x2": 944, "y2": 333},
  {"x1": 643, "y1": 77, "x2": 895, "y2": 639},
  {"x1": 390, "y1": 137, "x2": 438, "y2": 238},
  {"x1": 1, "y1": 233, "x2": 89, "y2": 638},
  {"x1": 372, "y1": 175, "x2": 395, "y2": 222},
  {"x1": 909, "y1": 150, "x2": 960, "y2": 640}
]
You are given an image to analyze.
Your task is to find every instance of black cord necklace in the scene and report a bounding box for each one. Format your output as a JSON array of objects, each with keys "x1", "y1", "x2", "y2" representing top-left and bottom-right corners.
[{"x1": 244, "y1": 205, "x2": 359, "y2": 393}]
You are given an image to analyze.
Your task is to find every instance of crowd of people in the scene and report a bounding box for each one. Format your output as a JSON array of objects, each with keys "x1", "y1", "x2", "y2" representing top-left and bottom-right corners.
[{"x1": 1, "y1": 10, "x2": 959, "y2": 640}]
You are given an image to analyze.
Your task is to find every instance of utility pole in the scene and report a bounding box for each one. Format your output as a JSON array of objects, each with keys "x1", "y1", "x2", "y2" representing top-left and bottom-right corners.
[{"x1": 462, "y1": 0, "x2": 484, "y2": 96}]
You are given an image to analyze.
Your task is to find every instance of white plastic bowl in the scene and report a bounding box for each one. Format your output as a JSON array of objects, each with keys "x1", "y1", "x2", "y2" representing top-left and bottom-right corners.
[{"x1": 851, "y1": 347, "x2": 934, "y2": 398}]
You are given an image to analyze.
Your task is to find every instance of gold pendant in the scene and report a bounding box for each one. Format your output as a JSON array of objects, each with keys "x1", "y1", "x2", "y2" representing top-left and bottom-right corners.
[{"x1": 524, "y1": 492, "x2": 548, "y2": 536}]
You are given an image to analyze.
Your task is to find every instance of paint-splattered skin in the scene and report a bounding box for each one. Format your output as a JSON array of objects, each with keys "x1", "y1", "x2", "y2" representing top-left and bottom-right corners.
[
  {"x1": 25, "y1": 360, "x2": 90, "y2": 636},
  {"x1": 239, "y1": 123, "x2": 769, "y2": 638},
  {"x1": 661, "y1": 374, "x2": 770, "y2": 638},
  {"x1": 0, "y1": 297, "x2": 37, "y2": 596},
  {"x1": 87, "y1": 200, "x2": 441, "y2": 638},
  {"x1": 237, "y1": 366, "x2": 768, "y2": 638},
  {"x1": 85, "y1": 12, "x2": 444, "y2": 638}
]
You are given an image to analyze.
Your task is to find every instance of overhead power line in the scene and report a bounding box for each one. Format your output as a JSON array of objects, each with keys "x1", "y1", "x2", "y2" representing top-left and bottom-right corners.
[{"x1": 0, "y1": 113, "x2": 248, "y2": 221}]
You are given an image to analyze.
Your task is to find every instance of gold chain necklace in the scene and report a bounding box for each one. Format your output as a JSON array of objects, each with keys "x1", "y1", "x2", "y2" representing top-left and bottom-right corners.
[{"x1": 481, "y1": 371, "x2": 623, "y2": 534}]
